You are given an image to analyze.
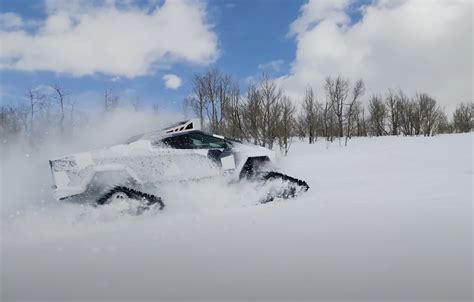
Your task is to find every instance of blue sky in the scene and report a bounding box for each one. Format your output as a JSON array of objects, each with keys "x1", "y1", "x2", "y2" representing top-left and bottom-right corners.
[
  {"x1": 0, "y1": 0, "x2": 306, "y2": 110},
  {"x1": 0, "y1": 0, "x2": 470, "y2": 113}
]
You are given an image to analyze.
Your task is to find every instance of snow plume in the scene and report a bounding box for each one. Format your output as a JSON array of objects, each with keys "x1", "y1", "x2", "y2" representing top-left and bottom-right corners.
[
  {"x1": 0, "y1": 108, "x2": 179, "y2": 218},
  {"x1": 0, "y1": 106, "x2": 266, "y2": 236}
]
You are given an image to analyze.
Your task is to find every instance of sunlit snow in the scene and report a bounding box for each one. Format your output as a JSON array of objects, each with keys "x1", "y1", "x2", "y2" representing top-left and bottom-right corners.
[{"x1": 1, "y1": 133, "x2": 472, "y2": 300}]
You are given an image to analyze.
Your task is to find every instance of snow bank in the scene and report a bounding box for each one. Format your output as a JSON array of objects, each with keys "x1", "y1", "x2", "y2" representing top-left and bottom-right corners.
[{"x1": 1, "y1": 133, "x2": 472, "y2": 301}]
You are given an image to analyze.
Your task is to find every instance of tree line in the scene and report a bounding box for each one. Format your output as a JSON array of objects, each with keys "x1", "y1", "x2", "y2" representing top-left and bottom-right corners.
[
  {"x1": 185, "y1": 70, "x2": 472, "y2": 153},
  {"x1": 0, "y1": 86, "x2": 124, "y2": 146},
  {"x1": 1, "y1": 69, "x2": 472, "y2": 154}
]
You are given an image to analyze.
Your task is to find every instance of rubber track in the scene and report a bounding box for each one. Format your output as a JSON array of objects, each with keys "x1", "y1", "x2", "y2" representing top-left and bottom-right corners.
[
  {"x1": 96, "y1": 186, "x2": 165, "y2": 210},
  {"x1": 260, "y1": 171, "x2": 310, "y2": 203},
  {"x1": 262, "y1": 172, "x2": 310, "y2": 190}
]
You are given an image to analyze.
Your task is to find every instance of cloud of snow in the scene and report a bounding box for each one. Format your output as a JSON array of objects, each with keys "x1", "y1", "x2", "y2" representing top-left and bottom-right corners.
[
  {"x1": 279, "y1": 0, "x2": 472, "y2": 112},
  {"x1": 162, "y1": 73, "x2": 183, "y2": 90},
  {"x1": 0, "y1": 0, "x2": 219, "y2": 78},
  {"x1": 0, "y1": 108, "x2": 181, "y2": 218}
]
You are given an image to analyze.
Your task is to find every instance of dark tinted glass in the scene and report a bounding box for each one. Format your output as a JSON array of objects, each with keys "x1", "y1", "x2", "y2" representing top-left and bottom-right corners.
[
  {"x1": 161, "y1": 132, "x2": 226, "y2": 149},
  {"x1": 161, "y1": 135, "x2": 193, "y2": 149},
  {"x1": 188, "y1": 132, "x2": 226, "y2": 149}
]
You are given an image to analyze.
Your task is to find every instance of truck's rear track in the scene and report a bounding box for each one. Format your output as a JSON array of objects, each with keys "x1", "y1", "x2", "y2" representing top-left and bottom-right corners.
[{"x1": 259, "y1": 171, "x2": 310, "y2": 203}]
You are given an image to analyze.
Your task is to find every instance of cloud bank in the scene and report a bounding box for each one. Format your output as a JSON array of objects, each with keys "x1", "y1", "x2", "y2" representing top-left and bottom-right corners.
[
  {"x1": 0, "y1": 0, "x2": 219, "y2": 78},
  {"x1": 279, "y1": 0, "x2": 472, "y2": 111}
]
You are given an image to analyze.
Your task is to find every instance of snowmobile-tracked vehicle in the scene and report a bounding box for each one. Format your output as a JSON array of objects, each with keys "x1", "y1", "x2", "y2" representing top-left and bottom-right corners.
[{"x1": 49, "y1": 120, "x2": 309, "y2": 210}]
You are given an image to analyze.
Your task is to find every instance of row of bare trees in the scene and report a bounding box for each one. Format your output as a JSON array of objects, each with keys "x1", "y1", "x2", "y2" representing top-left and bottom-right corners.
[
  {"x1": 1, "y1": 85, "x2": 75, "y2": 144},
  {"x1": 366, "y1": 92, "x2": 472, "y2": 137},
  {"x1": 295, "y1": 77, "x2": 365, "y2": 146},
  {"x1": 1, "y1": 70, "x2": 472, "y2": 154},
  {"x1": 0, "y1": 86, "x2": 132, "y2": 145},
  {"x1": 186, "y1": 71, "x2": 297, "y2": 154},
  {"x1": 187, "y1": 71, "x2": 472, "y2": 151},
  {"x1": 295, "y1": 77, "x2": 473, "y2": 145}
]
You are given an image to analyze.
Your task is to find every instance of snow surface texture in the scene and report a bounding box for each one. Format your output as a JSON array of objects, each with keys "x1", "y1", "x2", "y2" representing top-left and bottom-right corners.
[{"x1": 1, "y1": 133, "x2": 472, "y2": 301}]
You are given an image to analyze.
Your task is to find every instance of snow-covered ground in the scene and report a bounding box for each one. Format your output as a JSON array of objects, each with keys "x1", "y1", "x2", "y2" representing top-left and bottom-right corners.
[{"x1": 1, "y1": 133, "x2": 472, "y2": 301}]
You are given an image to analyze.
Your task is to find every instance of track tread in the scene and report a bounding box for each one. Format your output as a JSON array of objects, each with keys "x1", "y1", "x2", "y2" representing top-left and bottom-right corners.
[
  {"x1": 97, "y1": 186, "x2": 165, "y2": 210},
  {"x1": 259, "y1": 171, "x2": 310, "y2": 203}
]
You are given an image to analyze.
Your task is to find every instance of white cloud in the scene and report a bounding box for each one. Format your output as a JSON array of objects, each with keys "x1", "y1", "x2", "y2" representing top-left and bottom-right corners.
[
  {"x1": 288, "y1": 0, "x2": 350, "y2": 36},
  {"x1": 162, "y1": 73, "x2": 182, "y2": 89},
  {"x1": 0, "y1": 0, "x2": 218, "y2": 78},
  {"x1": 0, "y1": 13, "x2": 23, "y2": 30},
  {"x1": 258, "y1": 59, "x2": 284, "y2": 72},
  {"x1": 279, "y1": 0, "x2": 472, "y2": 112}
]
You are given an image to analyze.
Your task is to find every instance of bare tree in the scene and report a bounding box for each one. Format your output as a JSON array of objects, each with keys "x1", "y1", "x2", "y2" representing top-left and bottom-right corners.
[
  {"x1": 277, "y1": 96, "x2": 296, "y2": 155},
  {"x1": 386, "y1": 89, "x2": 402, "y2": 135},
  {"x1": 52, "y1": 84, "x2": 67, "y2": 136},
  {"x1": 437, "y1": 108, "x2": 452, "y2": 134},
  {"x1": 189, "y1": 69, "x2": 234, "y2": 133},
  {"x1": 258, "y1": 73, "x2": 282, "y2": 149},
  {"x1": 217, "y1": 73, "x2": 233, "y2": 132},
  {"x1": 190, "y1": 74, "x2": 207, "y2": 128},
  {"x1": 352, "y1": 102, "x2": 367, "y2": 137},
  {"x1": 295, "y1": 114, "x2": 307, "y2": 140},
  {"x1": 398, "y1": 91, "x2": 423, "y2": 136},
  {"x1": 204, "y1": 69, "x2": 220, "y2": 132},
  {"x1": 398, "y1": 90, "x2": 412, "y2": 136},
  {"x1": 325, "y1": 76, "x2": 349, "y2": 138},
  {"x1": 222, "y1": 81, "x2": 244, "y2": 139},
  {"x1": 322, "y1": 101, "x2": 336, "y2": 142},
  {"x1": 344, "y1": 79, "x2": 365, "y2": 146},
  {"x1": 243, "y1": 83, "x2": 263, "y2": 145},
  {"x1": 452, "y1": 102, "x2": 473, "y2": 133},
  {"x1": 301, "y1": 86, "x2": 318, "y2": 144},
  {"x1": 368, "y1": 95, "x2": 387, "y2": 136},
  {"x1": 323, "y1": 76, "x2": 364, "y2": 145},
  {"x1": 26, "y1": 88, "x2": 45, "y2": 131},
  {"x1": 416, "y1": 93, "x2": 439, "y2": 136}
]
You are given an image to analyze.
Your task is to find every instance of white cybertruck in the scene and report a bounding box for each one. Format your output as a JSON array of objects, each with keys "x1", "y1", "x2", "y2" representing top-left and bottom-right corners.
[{"x1": 49, "y1": 120, "x2": 309, "y2": 211}]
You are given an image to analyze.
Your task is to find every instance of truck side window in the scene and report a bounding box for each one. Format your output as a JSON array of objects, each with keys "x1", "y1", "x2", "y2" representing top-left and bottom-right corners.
[
  {"x1": 188, "y1": 133, "x2": 227, "y2": 149},
  {"x1": 160, "y1": 135, "x2": 193, "y2": 149},
  {"x1": 160, "y1": 132, "x2": 226, "y2": 149}
]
